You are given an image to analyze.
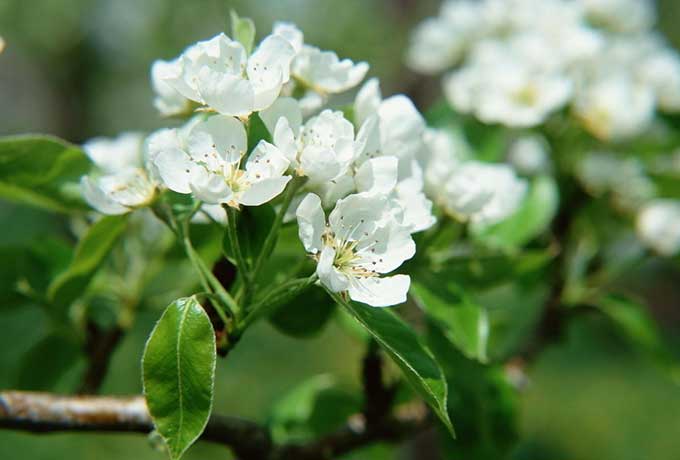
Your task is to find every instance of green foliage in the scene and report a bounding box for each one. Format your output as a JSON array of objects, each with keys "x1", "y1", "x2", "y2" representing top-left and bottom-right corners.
[
  {"x1": 230, "y1": 10, "x2": 256, "y2": 54},
  {"x1": 412, "y1": 277, "x2": 489, "y2": 363},
  {"x1": 222, "y1": 204, "x2": 275, "y2": 269},
  {"x1": 333, "y1": 294, "x2": 454, "y2": 436},
  {"x1": 0, "y1": 135, "x2": 91, "y2": 213},
  {"x1": 269, "y1": 285, "x2": 337, "y2": 338},
  {"x1": 142, "y1": 296, "x2": 216, "y2": 460},
  {"x1": 15, "y1": 333, "x2": 83, "y2": 391},
  {"x1": 268, "y1": 374, "x2": 361, "y2": 443},
  {"x1": 47, "y1": 215, "x2": 128, "y2": 316}
]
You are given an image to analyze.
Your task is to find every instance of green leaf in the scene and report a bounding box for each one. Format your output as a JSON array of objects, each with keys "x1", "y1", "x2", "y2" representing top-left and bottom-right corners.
[
  {"x1": 334, "y1": 294, "x2": 454, "y2": 436},
  {"x1": 595, "y1": 295, "x2": 671, "y2": 363},
  {"x1": 222, "y1": 204, "x2": 275, "y2": 267},
  {"x1": 230, "y1": 10, "x2": 255, "y2": 55},
  {"x1": 268, "y1": 374, "x2": 360, "y2": 443},
  {"x1": 247, "y1": 112, "x2": 272, "y2": 148},
  {"x1": 269, "y1": 285, "x2": 337, "y2": 338},
  {"x1": 15, "y1": 333, "x2": 82, "y2": 391},
  {"x1": 427, "y1": 321, "x2": 518, "y2": 459},
  {"x1": 142, "y1": 296, "x2": 216, "y2": 460},
  {"x1": 47, "y1": 215, "x2": 128, "y2": 314},
  {"x1": 0, "y1": 134, "x2": 91, "y2": 212},
  {"x1": 472, "y1": 175, "x2": 559, "y2": 250},
  {"x1": 412, "y1": 277, "x2": 488, "y2": 363}
]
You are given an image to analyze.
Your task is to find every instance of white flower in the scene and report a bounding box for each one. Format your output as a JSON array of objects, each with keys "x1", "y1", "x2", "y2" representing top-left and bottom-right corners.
[
  {"x1": 574, "y1": 75, "x2": 654, "y2": 141},
  {"x1": 507, "y1": 135, "x2": 551, "y2": 175},
  {"x1": 638, "y1": 47, "x2": 680, "y2": 113},
  {"x1": 442, "y1": 162, "x2": 527, "y2": 225},
  {"x1": 80, "y1": 133, "x2": 156, "y2": 215},
  {"x1": 576, "y1": 152, "x2": 656, "y2": 211},
  {"x1": 444, "y1": 58, "x2": 572, "y2": 127},
  {"x1": 636, "y1": 200, "x2": 680, "y2": 256},
  {"x1": 296, "y1": 192, "x2": 415, "y2": 307},
  {"x1": 420, "y1": 127, "x2": 470, "y2": 198},
  {"x1": 260, "y1": 97, "x2": 355, "y2": 186},
  {"x1": 0, "y1": 36, "x2": 5, "y2": 54},
  {"x1": 162, "y1": 32, "x2": 295, "y2": 117},
  {"x1": 272, "y1": 22, "x2": 368, "y2": 95},
  {"x1": 151, "y1": 59, "x2": 193, "y2": 117},
  {"x1": 149, "y1": 115, "x2": 291, "y2": 207}
]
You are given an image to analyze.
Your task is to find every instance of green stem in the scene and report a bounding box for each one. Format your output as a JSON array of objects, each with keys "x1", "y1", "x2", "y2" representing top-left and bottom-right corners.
[
  {"x1": 249, "y1": 177, "x2": 305, "y2": 301},
  {"x1": 241, "y1": 274, "x2": 317, "y2": 329},
  {"x1": 181, "y1": 228, "x2": 239, "y2": 324},
  {"x1": 225, "y1": 205, "x2": 252, "y2": 284}
]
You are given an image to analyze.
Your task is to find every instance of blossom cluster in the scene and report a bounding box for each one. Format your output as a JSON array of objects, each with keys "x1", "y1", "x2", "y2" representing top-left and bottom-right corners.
[
  {"x1": 407, "y1": 0, "x2": 680, "y2": 140},
  {"x1": 80, "y1": 20, "x2": 449, "y2": 307}
]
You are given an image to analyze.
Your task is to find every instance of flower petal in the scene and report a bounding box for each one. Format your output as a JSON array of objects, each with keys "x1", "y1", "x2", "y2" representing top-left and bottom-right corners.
[
  {"x1": 355, "y1": 156, "x2": 398, "y2": 194},
  {"x1": 188, "y1": 115, "x2": 247, "y2": 164},
  {"x1": 296, "y1": 193, "x2": 326, "y2": 253},
  {"x1": 348, "y1": 274, "x2": 410, "y2": 307},
  {"x1": 80, "y1": 176, "x2": 130, "y2": 215},
  {"x1": 239, "y1": 176, "x2": 291, "y2": 206},
  {"x1": 317, "y1": 246, "x2": 349, "y2": 292},
  {"x1": 259, "y1": 96, "x2": 303, "y2": 136}
]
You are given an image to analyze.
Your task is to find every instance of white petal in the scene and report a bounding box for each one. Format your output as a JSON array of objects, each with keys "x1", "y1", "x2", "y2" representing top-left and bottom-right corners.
[
  {"x1": 80, "y1": 176, "x2": 129, "y2": 215},
  {"x1": 348, "y1": 274, "x2": 410, "y2": 307},
  {"x1": 328, "y1": 192, "x2": 385, "y2": 242},
  {"x1": 317, "y1": 246, "x2": 349, "y2": 292},
  {"x1": 197, "y1": 68, "x2": 255, "y2": 117},
  {"x1": 151, "y1": 59, "x2": 191, "y2": 117},
  {"x1": 354, "y1": 78, "x2": 382, "y2": 127},
  {"x1": 239, "y1": 176, "x2": 291, "y2": 206},
  {"x1": 188, "y1": 115, "x2": 247, "y2": 164},
  {"x1": 355, "y1": 221, "x2": 415, "y2": 273},
  {"x1": 188, "y1": 168, "x2": 233, "y2": 204},
  {"x1": 273, "y1": 118, "x2": 300, "y2": 164},
  {"x1": 259, "y1": 96, "x2": 302, "y2": 136},
  {"x1": 273, "y1": 22, "x2": 304, "y2": 53},
  {"x1": 154, "y1": 148, "x2": 194, "y2": 194},
  {"x1": 83, "y1": 133, "x2": 144, "y2": 173},
  {"x1": 299, "y1": 145, "x2": 341, "y2": 184},
  {"x1": 247, "y1": 35, "x2": 296, "y2": 111},
  {"x1": 246, "y1": 141, "x2": 290, "y2": 178},
  {"x1": 293, "y1": 46, "x2": 368, "y2": 93},
  {"x1": 355, "y1": 157, "x2": 398, "y2": 194},
  {"x1": 96, "y1": 168, "x2": 155, "y2": 208},
  {"x1": 296, "y1": 193, "x2": 326, "y2": 253}
]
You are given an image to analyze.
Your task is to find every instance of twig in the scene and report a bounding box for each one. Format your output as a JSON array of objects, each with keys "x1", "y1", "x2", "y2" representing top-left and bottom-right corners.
[
  {"x1": 0, "y1": 391, "x2": 429, "y2": 460},
  {"x1": 361, "y1": 340, "x2": 396, "y2": 427}
]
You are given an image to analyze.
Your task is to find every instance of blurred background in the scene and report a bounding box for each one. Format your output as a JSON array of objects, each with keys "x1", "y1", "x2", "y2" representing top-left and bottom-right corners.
[{"x1": 2, "y1": 0, "x2": 680, "y2": 459}]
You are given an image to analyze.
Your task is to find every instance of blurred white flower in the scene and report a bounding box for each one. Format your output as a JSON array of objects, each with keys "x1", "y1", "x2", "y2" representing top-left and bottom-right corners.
[
  {"x1": 577, "y1": 152, "x2": 656, "y2": 211},
  {"x1": 577, "y1": 0, "x2": 655, "y2": 33},
  {"x1": 574, "y1": 76, "x2": 654, "y2": 141},
  {"x1": 149, "y1": 115, "x2": 290, "y2": 207},
  {"x1": 161, "y1": 32, "x2": 295, "y2": 117},
  {"x1": 273, "y1": 22, "x2": 368, "y2": 97},
  {"x1": 296, "y1": 192, "x2": 415, "y2": 307},
  {"x1": 81, "y1": 133, "x2": 156, "y2": 215},
  {"x1": 151, "y1": 59, "x2": 192, "y2": 117},
  {"x1": 507, "y1": 135, "x2": 551, "y2": 175},
  {"x1": 636, "y1": 199, "x2": 680, "y2": 256},
  {"x1": 442, "y1": 162, "x2": 527, "y2": 225}
]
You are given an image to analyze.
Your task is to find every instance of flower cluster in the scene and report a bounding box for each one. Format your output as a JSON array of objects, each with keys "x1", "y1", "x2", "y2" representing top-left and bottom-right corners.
[
  {"x1": 407, "y1": 0, "x2": 680, "y2": 140},
  {"x1": 79, "y1": 20, "x2": 452, "y2": 306}
]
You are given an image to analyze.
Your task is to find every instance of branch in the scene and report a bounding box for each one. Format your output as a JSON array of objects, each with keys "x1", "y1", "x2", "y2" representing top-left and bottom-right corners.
[
  {"x1": 0, "y1": 391, "x2": 429, "y2": 460},
  {"x1": 0, "y1": 391, "x2": 270, "y2": 459}
]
